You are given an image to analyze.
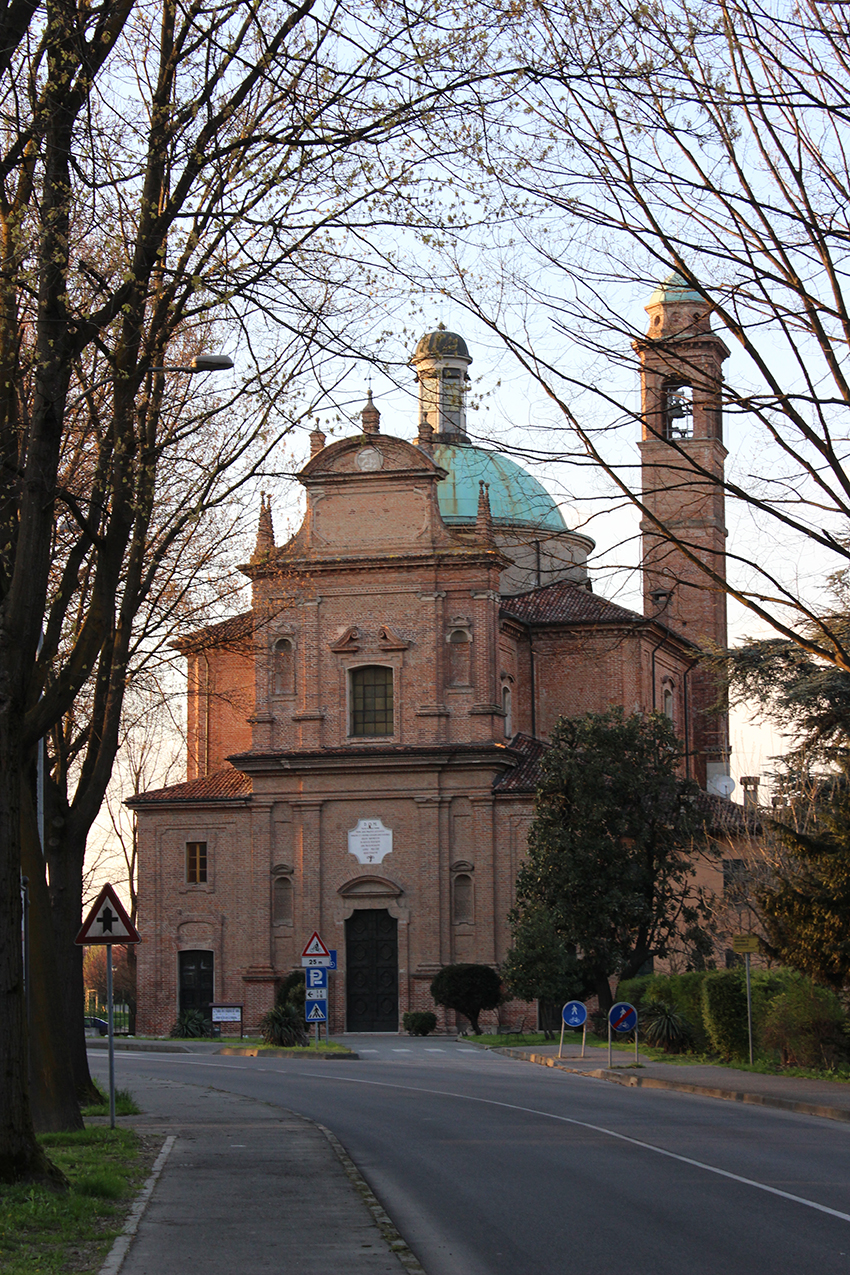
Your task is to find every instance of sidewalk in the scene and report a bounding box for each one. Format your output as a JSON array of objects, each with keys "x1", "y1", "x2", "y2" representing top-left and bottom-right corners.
[
  {"x1": 488, "y1": 1039, "x2": 850, "y2": 1122},
  {"x1": 100, "y1": 1072, "x2": 421, "y2": 1275}
]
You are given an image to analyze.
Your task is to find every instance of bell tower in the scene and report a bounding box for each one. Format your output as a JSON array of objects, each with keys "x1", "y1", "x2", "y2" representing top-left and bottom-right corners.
[{"x1": 636, "y1": 272, "x2": 732, "y2": 793}]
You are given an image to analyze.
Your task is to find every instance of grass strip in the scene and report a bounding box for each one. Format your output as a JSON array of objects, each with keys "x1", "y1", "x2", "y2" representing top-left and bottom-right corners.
[
  {"x1": 0, "y1": 1125, "x2": 152, "y2": 1275},
  {"x1": 81, "y1": 1081, "x2": 142, "y2": 1118}
]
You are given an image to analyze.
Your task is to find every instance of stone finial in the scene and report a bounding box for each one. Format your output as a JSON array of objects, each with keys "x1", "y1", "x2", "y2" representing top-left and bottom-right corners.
[
  {"x1": 476, "y1": 480, "x2": 494, "y2": 545},
  {"x1": 252, "y1": 492, "x2": 275, "y2": 560},
  {"x1": 309, "y1": 426, "x2": 326, "y2": 457},
  {"x1": 417, "y1": 416, "x2": 434, "y2": 453},
  {"x1": 361, "y1": 388, "x2": 380, "y2": 435}
]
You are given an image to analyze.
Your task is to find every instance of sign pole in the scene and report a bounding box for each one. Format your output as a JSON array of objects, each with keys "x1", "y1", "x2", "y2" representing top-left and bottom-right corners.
[
  {"x1": 558, "y1": 1016, "x2": 565, "y2": 1059},
  {"x1": 581, "y1": 1023, "x2": 586, "y2": 1059},
  {"x1": 608, "y1": 1017, "x2": 612, "y2": 1069},
  {"x1": 745, "y1": 951, "x2": 754, "y2": 1065},
  {"x1": 635, "y1": 1022, "x2": 639, "y2": 1065},
  {"x1": 107, "y1": 945, "x2": 116, "y2": 1129}
]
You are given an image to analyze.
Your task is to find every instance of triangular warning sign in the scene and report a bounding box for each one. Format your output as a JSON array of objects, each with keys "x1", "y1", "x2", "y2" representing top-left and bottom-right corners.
[
  {"x1": 301, "y1": 931, "x2": 330, "y2": 958},
  {"x1": 306, "y1": 1002, "x2": 326, "y2": 1021},
  {"x1": 76, "y1": 883, "x2": 141, "y2": 945}
]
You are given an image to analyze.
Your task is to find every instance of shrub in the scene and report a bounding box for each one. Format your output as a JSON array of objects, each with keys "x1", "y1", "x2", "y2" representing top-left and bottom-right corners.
[
  {"x1": 169, "y1": 1009, "x2": 212, "y2": 1038},
  {"x1": 701, "y1": 970, "x2": 750, "y2": 1061},
  {"x1": 430, "y1": 964, "x2": 502, "y2": 1034},
  {"x1": 276, "y1": 969, "x2": 306, "y2": 1010},
  {"x1": 761, "y1": 979, "x2": 849, "y2": 1069},
  {"x1": 260, "y1": 1003, "x2": 309, "y2": 1047},
  {"x1": 403, "y1": 1011, "x2": 437, "y2": 1036},
  {"x1": 641, "y1": 1000, "x2": 694, "y2": 1053},
  {"x1": 645, "y1": 971, "x2": 709, "y2": 1051},
  {"x1": 615, "y1": 976, "x2": 654, "y2": 1010}
]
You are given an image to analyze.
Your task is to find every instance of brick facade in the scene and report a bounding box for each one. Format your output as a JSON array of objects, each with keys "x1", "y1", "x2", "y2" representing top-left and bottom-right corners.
[{"x1": 132, "y1": 311, "x2": 733, "y2": 1035}]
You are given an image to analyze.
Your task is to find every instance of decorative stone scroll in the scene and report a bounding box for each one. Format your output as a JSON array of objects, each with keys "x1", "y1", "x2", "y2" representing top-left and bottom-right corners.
[{"x1": 348, "y1": 817, "x2": 393, "y2": 865}]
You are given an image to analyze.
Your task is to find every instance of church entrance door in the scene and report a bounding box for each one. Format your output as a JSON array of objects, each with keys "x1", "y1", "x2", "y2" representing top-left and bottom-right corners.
[
  {"x1": 345, "y1": 909, "x2": 398, "y2": 1031},
  {"x1": 178, "y1": 950, "x2": 214, "y2": 1018}
]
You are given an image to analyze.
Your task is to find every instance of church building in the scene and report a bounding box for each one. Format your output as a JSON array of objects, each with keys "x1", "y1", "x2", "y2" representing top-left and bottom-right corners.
[{"x1": 132, "y1": 276, "x2": 733, "y2": 1035}]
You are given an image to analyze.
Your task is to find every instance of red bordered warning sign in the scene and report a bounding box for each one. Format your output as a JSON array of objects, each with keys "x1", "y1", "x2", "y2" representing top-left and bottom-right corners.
[
  {"x1": 75, "y1": 883, "x2": 141, "y2": 945},
  {"x1": 301, "y1": 930, "x2": 330, "y2": 959}
]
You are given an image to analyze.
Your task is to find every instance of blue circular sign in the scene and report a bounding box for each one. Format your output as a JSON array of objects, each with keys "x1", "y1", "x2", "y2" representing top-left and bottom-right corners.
[
  {"x1": 562, "y1": 1000, "x2": 588, "y2": 1028},
  {"x1": 609, "y1": 1001, "x2": 638, "y2": 1033}
]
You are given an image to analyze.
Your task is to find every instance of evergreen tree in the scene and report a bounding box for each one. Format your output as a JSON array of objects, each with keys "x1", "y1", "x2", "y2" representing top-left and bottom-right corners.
[{"x1": 509, "y1": 709, "x2": 710, "y2": 1012}]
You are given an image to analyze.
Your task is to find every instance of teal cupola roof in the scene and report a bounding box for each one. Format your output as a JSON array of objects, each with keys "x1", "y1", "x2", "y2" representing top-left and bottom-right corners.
[
  {"x1": 648, "y1": 271, "x2": 703, "y2": 307},
  {"x1": 433, "y1": 442, "x2": 567, "y2": 532}
]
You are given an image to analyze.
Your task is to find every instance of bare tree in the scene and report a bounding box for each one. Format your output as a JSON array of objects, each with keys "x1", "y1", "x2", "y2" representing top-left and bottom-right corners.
[
  {"x1": 423, "y1": 0, "x2": 850, "y2": 670},
  {"x1": 0, "y1": 0, "x2": 516, "y2": 1182}
]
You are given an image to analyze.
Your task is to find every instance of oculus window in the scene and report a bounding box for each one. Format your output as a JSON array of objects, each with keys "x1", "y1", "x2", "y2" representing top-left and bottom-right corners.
[{"x1": 351, "y1": 666, "x2": 394, "y2": 737}]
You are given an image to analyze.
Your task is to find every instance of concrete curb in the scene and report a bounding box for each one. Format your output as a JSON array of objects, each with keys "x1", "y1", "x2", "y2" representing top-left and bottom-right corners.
[
  {"x1": 494, "y1": 1048, "x2": 850, "y2": 1124},
  {"x1": 217, "y1": 1046, "x2": 359, "y2": 1059},
  {"x1": 87, "y1": 1040, "x2": 192, "y2": 1053},
  {"x1": 98, "y1": 1135, "x2": 176, "y2": 1275},
  {"x1": 316, "y1": 1122, "x2": 426, "y2": 1274}
]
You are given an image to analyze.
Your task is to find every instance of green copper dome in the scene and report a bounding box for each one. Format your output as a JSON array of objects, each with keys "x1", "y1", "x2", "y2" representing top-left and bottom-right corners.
[
  {"x1": 433, "y1": 443, "x2": 567, "y2": 532},
  {"x1": 648, "y1": 271, "x2": 703, "y2": 306},
  {"x1": 413, "y1": 330, "x2": 471, "y2": 362}
]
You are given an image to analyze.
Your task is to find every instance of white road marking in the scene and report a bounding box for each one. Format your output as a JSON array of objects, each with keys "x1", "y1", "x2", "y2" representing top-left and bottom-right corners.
[{"x1": 89, "y1": 1053, "x2": 850, "y2": 1225}]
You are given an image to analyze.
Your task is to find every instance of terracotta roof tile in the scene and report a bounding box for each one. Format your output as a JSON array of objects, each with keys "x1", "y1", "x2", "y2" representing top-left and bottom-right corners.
[
  {"x1": 493, "y1": 733, "x2": 547, "y2": 792},
  {"x1": 174, "y1": 611, "x2": 255, "y2": 653},
  {"x1": 501, "y1": 580, "x2": 643, "y2": 626},
  {"x1": 128, "y1": 768, "x2": 252, "y2": 806}
]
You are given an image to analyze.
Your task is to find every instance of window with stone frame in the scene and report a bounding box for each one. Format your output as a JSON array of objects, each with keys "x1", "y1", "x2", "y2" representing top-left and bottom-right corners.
[
  {"x1": 502, "y1": 684, "x2": 513, "y2": 737},
  {"x1": 273, "y1": 638, "x2": 295, "y2": 695},
  {"x1": 186, "y1": 841, "x2": 208, "y2": 884},
  {"x1": 350, "y1": 665, "x2": 394, "y2": 737},
  {"x1": 663, "y1": 382, "x2": 693, "y2": 439}
]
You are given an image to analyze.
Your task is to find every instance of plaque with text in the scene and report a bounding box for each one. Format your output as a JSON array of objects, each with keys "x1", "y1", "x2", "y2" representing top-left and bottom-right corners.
[{"x1": 348, "y1": 818, "x2": 393, "y2": 865}]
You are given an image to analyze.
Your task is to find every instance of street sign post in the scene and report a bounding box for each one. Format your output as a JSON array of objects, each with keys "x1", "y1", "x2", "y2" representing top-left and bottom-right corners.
[
  {"x1": 608, "y1": 1001, "x2": 639, "y2": 1068},
  {"x1": 733, "y1": 934, "x2": 759, "y2": 1063},
  {"x1": 210, "y1": 1004, "x2": 244, "y2": 1039},
  {"x1": 558, "y1": 1001, "x2": 588, "y2": 1059},
  {"x1": 75, "y1": 884, "x2": 141, "y2": 1128},
  {"x1": 301, "y1": 933, "x2": 331, "y2": 1040}
]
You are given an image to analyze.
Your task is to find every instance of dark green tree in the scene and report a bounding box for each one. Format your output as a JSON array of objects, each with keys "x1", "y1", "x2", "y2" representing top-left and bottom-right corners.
[
  {"x1": 500, "y1": 904, "x2": 587, "y2": 1007},
  {"x1": 430, "y1": 964, "x2": 502, "y2": 1035},
  {"x1": 757, "y1": 760, "x2": 850, "y2": 988},
  {"x1": 510, "y1": 709, "x2": 709, "y2": 1013}
]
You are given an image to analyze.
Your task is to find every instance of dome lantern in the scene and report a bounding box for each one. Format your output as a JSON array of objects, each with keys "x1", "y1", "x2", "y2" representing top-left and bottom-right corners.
[{"x1": 410, "y1": 326, "x2": 473, "y2": 441}]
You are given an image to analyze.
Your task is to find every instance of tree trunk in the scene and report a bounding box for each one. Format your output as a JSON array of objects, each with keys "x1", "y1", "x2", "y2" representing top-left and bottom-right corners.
[
  {"x1": 595, "y1": 970, "x2": 614, "y2": 1015},
  {"x1": 47, "y1": 811, "x2": 99, "y2": 1104},
  {"x1": 0, "y1": 723, "x2": 66, "y2": 1185},
  {"x1": 20, "y1": 789, "x2": 83, "y2": 1132}
]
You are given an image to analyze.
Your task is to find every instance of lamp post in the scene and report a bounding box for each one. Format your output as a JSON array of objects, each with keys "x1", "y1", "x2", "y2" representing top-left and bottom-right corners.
[{"x1": 65, "y1": 352, "x2": 234, "y2": 412}]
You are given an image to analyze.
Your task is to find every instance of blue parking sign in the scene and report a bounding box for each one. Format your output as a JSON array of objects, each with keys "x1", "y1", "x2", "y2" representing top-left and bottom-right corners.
[{"x1": 306, "y1": 967, "x2": 327, "y2": 989}]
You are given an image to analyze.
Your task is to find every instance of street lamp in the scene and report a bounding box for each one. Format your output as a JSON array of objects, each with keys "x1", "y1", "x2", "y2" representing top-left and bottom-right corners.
[{"x1": 66, "y1": 351, "x2": 234, "y2": 411}]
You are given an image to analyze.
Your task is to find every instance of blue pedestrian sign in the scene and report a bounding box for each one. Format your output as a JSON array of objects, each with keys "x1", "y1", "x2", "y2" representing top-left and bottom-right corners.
[
  {"x1": 306, "y1": 967, "x2": 328, "y2": 989},
  {"x1": 305, "y1": 1000, "x2": 327, "y2": 1022},
  {"x1": 609, "y1": 1002, "x2": 638, "y2": 1033},
  {"x1": 562, "y1": 1001, "x2": 588, "y2": 1028}
]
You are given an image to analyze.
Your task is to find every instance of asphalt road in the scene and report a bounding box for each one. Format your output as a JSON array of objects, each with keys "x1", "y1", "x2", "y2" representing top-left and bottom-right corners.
[{"x1": 89, "y1": 1038, "x2": 850, "y2": 1275}]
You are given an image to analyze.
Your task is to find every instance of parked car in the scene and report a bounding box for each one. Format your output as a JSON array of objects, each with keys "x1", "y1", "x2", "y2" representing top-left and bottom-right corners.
[{"x1": 84, "y1": 1015, "x2": 109, "y2": 1037}]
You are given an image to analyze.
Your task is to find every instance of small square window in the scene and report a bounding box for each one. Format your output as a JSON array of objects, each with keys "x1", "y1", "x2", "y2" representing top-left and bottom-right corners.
[{"x1": 186, "y1": 841, "x2": 208, "y2": 884}]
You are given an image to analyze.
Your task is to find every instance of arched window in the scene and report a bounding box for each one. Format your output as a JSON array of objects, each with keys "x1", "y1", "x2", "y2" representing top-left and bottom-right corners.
[
  {"x1": 453, "y1": 873, "x2": 473, "y2": 923},
  {"x1": 502, "y1": 685, "x2": 512, "y2": 738},
  {"x1": 663, "y1": 685, "x2": 674, "y2": 721},
  {"x1": 663, "y1": 383, "x2": 693, "y2": 439},
  {"x1": 448, "y1": 629, "x2": 471, "y2": 686},
  {"x1": 273, "y1": 638, "x2": 294, "y2": 695},
  {"x1": 350, "y1": 666, "x2": 394, "y2": 736},
  {"x1": 273, "y1": 876, "x2": 293, "y2": 924}
]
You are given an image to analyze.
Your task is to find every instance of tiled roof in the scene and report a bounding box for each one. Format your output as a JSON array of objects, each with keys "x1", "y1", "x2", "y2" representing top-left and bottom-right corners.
[
  {"x1": 128, "y1": 768, "x2": 252, "y2": 806},
  {"x1": 493, "y1": 733, "x2": 548, "y2": 792},
  {"x1": 500, "y1": 580, "x2": 643, "y2": 626},
  {"x1": 173, "y1": 610, "x2": 255, "y2": 652}
]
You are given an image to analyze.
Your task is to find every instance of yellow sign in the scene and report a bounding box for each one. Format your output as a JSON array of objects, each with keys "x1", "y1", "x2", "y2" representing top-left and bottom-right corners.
[{"x1": 732, "y1": 934, "x2": 759, "y2": 954}]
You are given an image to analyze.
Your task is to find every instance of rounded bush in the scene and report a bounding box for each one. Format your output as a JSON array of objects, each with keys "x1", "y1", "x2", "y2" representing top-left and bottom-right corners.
[
  {"x1": 403, "y1": 1011, "x2": 438, "y2": 1036},
  {"x1": 761, "y1": 979, "x2": 849, "y2": 1069},
  {"x1": 430, "y1": 964, "x2": 502, "y2": 1034}
]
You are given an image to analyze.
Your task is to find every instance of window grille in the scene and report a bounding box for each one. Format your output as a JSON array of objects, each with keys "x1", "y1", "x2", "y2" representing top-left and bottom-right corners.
[{"x1": 351, "y1": 666, "x2": 394, "y2": 736}]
